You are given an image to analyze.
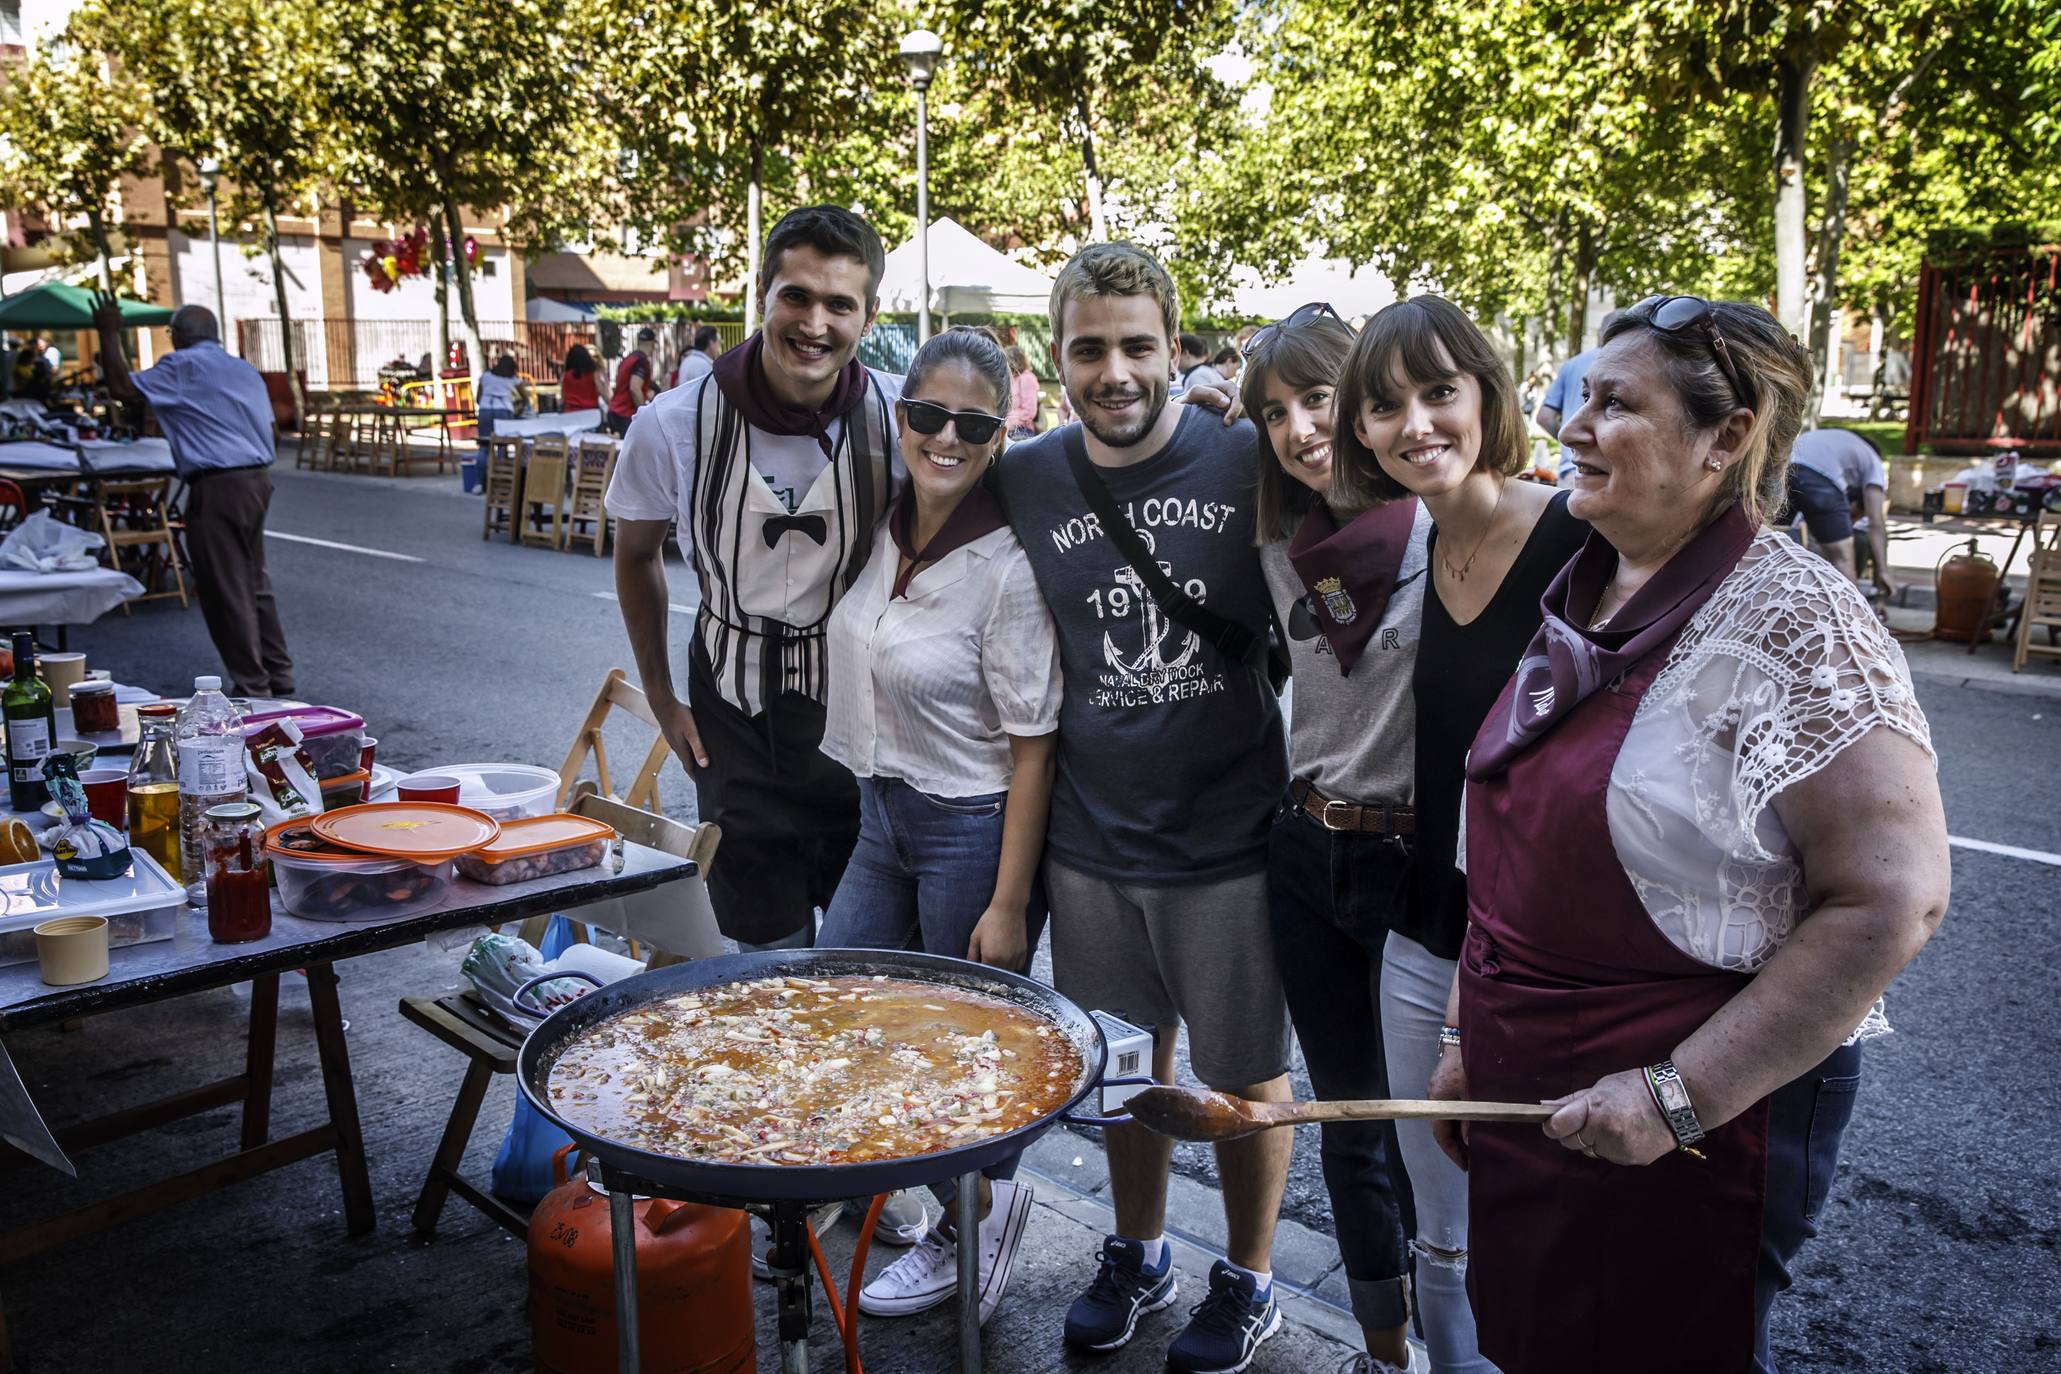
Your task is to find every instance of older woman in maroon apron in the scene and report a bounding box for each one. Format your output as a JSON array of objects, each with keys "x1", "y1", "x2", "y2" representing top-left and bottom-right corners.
[{"x1": 1427, "y1": 299, "x2": 1950, "y2": 1373}]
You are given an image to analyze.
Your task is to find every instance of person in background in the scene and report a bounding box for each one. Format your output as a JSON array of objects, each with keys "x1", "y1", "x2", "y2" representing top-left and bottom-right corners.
[
  {"x1": 1783, "y1": 426, "x2": 1898, "y2": 600},
  {"x1": 997, "y1": 243, "x2": 1293, "y2": 1374},
  {"x1": 559, "y1": 344, "x2": 601, "y2": 414},
  {"x1": 607, "y1": 326, "x2": 660, "y2": 436},
  {"x1": 673, "y1": 325, "x2": 723, "y2": 389},
  {"x1": 1212, "y1": 346, "x2": 1242, "y2": 386},
  {"x1": 1242, "y1": 303, "x2": 1430, "y2": 1374},
  {"x1": 1337, "y1": 294, "x2": 1586, "y2": 1373},
  {"x1": 1430, "y1": 297, "x2": 1948, "y2": 1374},
  {"x1": 1535, "y1": 312, "x2": 1625, "y2": 486},
  {"x1": 0, "y1": 334, "x2": 16, "y2": 401},
  {"x1": 818, "y1": 325, "x2": 1060, "y2": 1327},
  {"x1": 1003, "y1": 344, "x2": 1041, "y2": 440},
  {"x1": 470, "y1": 354, "x2": 530, "y2": 493},
  {"x1": 90, "y1": 296, "x2": 295, "y2": 698},
  {"x1": 1176, "y1": 331, "x2": 1228, "y2": 396}
]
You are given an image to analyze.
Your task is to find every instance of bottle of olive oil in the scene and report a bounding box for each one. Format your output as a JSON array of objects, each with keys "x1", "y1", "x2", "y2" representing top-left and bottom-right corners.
[{"x1": 4, "y1": 631, "x2": 57, "y2": 813}]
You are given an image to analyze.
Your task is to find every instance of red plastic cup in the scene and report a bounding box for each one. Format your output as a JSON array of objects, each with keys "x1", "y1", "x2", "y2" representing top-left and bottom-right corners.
[
  {"x1": 79, "y1": 769, "x2": 128, "y2": 828},
  {"x1": 397, "y1": 774, "x2": 461, "y2": 804},
  {"x1": 358, "y1": 735, "x2": 378, "y2": 774}
]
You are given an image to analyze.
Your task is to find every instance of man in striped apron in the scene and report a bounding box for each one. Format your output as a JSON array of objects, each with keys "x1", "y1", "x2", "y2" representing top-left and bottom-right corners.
[{"x1": 606, "y1": 206, "x2": 902, "y2": 947}]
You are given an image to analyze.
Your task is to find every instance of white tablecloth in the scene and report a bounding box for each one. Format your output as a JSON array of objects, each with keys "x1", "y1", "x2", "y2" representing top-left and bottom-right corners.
[
  {"x1": 491, "y1": 410, "x2": 605, "y2": 440},
  {"x1": 0, "y1": 567, "x2": 144, "y2": 624},
  {"x1": 0, "y1": 439, "x2": 176, "y2": 474}
]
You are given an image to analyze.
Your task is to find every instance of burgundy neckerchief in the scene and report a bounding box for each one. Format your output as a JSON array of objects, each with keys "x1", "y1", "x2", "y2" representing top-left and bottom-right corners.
[
  {"x1": 1467, "y1": 500, "x2": 1757, "y2": 780},
  {"x1": 711, "y1": 332, "x2": 868, "y2": 461},
  {"x1": 888, "y1": 479, "x2": 1006, "y2": 599},
  {"x1": 1285, "y1": 496, "x2": 1420, "y2": 675}
]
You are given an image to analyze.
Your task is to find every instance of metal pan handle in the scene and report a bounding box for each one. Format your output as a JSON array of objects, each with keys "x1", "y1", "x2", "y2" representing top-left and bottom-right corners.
[
  {"x1": 1061, "y1": 1075, "x2": 1157, "y2": 1127},
  {"x1": 512, "y1": 967, "x2": 606, "y2": 1020}
]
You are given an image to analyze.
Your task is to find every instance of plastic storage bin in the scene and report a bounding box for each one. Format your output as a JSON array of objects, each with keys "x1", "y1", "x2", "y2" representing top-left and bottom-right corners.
[
  {"x1": 241, "y1": 706, "x2": 367, "y2": 780},
  {"x1": 393, "y1": 763, "x2": 558, "y2": 821},
  {"x1": 264, "y1": 820, "x2": 452, "y2": 922},
  {"x1": 0, "y1": 850, "x2": 183, "y2": 967},
  {"x1": 454, "y1": 813, "x2": 613, "y2": 886}
]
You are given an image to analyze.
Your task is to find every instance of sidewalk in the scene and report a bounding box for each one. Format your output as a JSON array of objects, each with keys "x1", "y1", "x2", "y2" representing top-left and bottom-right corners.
[{"x1": 1878, "y1": 517, "x2": 2061, "y2": 698}]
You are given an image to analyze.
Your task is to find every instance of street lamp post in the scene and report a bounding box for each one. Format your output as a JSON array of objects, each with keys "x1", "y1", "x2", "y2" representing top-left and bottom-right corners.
[
  {"x1": 197, "y1": 157, "x2": 226, "y2": 329},
  {"x1": 899, "y1": 29, "x2": 943, "y2": 343}
]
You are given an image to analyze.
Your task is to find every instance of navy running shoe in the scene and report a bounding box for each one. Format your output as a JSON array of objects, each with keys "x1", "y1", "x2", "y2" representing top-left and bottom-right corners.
[
  {"x1": 1062, "y1": 1236, "x2": 1179, "y2": 1352},
  {"x1": 1164, "y1": 1261, "x2": 1283, "y2": 1374}
]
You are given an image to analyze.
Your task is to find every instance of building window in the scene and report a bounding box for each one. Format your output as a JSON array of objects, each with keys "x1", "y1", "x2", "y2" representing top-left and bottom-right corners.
[
  {"x1": 479, "y1": 259, "x2": 497, "y2": 278},
  {"x1": 1, "y1": 0, "x2": 26, "y2": 46}
]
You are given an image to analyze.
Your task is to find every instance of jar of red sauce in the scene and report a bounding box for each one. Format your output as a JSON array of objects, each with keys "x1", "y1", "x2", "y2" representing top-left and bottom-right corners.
[{"x1": 203, "y1": 803, "x2": 272, "y2": 942}]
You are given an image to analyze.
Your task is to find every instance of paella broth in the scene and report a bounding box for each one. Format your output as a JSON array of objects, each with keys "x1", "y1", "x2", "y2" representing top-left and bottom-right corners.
[{"x1": 546, "y1": 975, "x2": 1084, "y2": 1164}]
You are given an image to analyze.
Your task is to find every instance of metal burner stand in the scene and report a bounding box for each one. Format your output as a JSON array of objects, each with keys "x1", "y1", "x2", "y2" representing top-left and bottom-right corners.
[{"x1": 591, "y1": 1157, "x2": 986, "y2": 1374}]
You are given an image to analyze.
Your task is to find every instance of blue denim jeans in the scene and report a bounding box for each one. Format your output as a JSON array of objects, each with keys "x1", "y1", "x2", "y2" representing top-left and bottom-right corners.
[
  {"x1": 1755, "y1": 1040, "x2": 1863, "y2": 1373},
  {"x1": 818, "y1": 775, "x2": 1048, "y2": 1204}
]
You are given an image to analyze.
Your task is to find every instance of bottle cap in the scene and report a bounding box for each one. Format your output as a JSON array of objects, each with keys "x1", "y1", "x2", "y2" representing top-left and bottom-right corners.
[{"x1": 194, "y1": 675, "x2": 221, "y2": 691}]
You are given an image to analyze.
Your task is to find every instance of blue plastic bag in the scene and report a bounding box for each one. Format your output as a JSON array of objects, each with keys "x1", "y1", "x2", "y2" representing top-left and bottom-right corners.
[{"x1": 489, "y1": 914, "x2": 579, "y2": 1205}]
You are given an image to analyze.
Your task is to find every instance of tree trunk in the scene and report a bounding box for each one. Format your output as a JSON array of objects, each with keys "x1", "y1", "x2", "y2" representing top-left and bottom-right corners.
[
  {"x1": 1568, "y1": 223, "x2": 1598, "y2": 356},
  {"x1": 86, "y1": 208, "x2": 114, "y2": 292},
  {"x1": 260, "y1": 195, "x2": 306, "y2": 430},
  {"x1": 1076, "y1": 93, "x2": 1108, "y2": 242},
  {"x1": 1773, "y1": 47, "x2": 1817, "y2": 337},
  {"x1": 442, "y1": 191, "x2": 487, "y2": 385},
  {"x1": 429, "y1": 216, "x2": 453, "y2": 381},
  {"x1": 745, "y1": 139, "x2": 764, "y2": 337},
  {"x1": 1804, "y1": 131, "x2": 1854, "y2": 428}
]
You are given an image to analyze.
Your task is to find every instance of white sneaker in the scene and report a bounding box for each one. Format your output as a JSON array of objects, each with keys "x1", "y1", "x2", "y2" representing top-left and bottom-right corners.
[
  {"x1": 749, "y1": 1201, "x2": 847, "y2": 1282},
  {"x1": 858, "y1": 1179, "x2": 1035, "y2": 1325},
  {"x1": 873, "y1": 1189, "x2": 931, "y2": 1246}
]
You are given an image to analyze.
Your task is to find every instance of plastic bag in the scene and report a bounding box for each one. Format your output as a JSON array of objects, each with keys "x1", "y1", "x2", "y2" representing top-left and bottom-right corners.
[
  {"x1": 0, "y1": 510, "x2": 108, "y2": 573},
  {"x1": 244, "y1": 718, "x2": 323, "y2": 826},
  {"x1": 490, "y1": 915, "x2": 579, "y2": 1205}
]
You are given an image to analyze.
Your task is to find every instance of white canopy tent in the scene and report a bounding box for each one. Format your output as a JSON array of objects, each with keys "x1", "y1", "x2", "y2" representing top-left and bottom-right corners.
[{"x1": 876, "y1": 218, "x2": 1057, "y2": 318}]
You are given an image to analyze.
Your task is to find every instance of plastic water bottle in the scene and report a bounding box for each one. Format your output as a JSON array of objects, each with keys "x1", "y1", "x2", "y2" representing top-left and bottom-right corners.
[{"x1": 176, "y1": 676, "x2": 247, "y2": 904}]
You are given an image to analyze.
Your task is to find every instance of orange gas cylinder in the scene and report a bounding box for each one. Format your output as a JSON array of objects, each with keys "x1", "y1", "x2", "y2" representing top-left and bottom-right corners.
[
  {"x1": 1934, "y1": 539, "x2": 2002, "y2": 642},
  {"x1": 529, "y1": 1145, "x2": 755, "y2": 1374}
]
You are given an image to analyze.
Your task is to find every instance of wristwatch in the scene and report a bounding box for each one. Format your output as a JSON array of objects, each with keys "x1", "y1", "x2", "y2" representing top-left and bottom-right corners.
[{"x1": 1643, "y1": 1060, "x2": 1706, "y2": 1148}]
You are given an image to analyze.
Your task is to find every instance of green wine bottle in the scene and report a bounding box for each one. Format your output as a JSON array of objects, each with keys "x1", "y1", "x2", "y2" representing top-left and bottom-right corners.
[{"x1": 5, "y1": 630, "x2": 59, "y2": 813}]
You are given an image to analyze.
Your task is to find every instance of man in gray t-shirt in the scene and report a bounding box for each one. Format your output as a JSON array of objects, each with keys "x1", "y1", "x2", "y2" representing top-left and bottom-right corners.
[
  {"x1": 1787, "y1": 427, "x2": 1897, "y2": 598},
  {"x1": 995, "y1": 244, "x2": 1294, "y2": 1372}
]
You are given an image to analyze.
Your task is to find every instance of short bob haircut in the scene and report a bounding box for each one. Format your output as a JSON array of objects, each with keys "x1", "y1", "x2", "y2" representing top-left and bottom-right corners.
[
  {"x1": 1049, "y1": 242, "x2": 1179, "y2": 344},
  {"x1": 1600, "y1": 298, "x2": 1813, "y2": 523},
  {"x1": 1332, "y1": 296, "x2": 1529, "y2": 507},
  {"x1": 762, "y1": 205, "x2": 886, "y2": 304},
  {"x1": 1239, "y1": 315, "x2": 1357, "y2": 543}
]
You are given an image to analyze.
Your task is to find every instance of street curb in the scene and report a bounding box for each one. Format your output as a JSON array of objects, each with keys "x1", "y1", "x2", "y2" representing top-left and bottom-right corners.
[{"x1": 1907, "y1": 666, "x2": 2061, "y2": 701}]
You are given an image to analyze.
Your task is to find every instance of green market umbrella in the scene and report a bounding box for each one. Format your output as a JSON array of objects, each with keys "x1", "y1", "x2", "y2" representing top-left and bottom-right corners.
[{"x1": 0, "y1": 281, "x2": 174, "y2": 330}]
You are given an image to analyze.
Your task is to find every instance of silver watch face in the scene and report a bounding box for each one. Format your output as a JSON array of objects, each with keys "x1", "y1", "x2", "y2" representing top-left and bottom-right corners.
[{"x1": 1657, "y1": 1076, "x2": 1693, "y2": 1113}]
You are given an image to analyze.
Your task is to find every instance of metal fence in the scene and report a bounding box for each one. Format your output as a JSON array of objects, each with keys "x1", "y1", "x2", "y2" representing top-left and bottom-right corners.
[
  {"x1": 237, "y1": 318, "x2": 602, "y2": 392},
  {"x1": 1907, "y1": 244, "x2": 2061, "y2": 454}
]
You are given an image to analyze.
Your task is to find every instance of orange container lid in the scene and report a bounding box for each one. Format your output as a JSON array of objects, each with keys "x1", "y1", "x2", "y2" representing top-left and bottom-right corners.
[
  {"x1": 263, "y1": 818, "x2": 364, "y2": 864},
  {"x1": 464, "y1": 813, "x2": 615, "y2": 865},
  {"x1": 311, "y1": 802, "x2": 500, "y2": 861}
]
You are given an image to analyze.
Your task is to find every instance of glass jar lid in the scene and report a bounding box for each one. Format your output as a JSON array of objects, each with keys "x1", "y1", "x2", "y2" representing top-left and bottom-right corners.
[{"x1": 203, "y1": 802, "x2": 264, "y2": 823}]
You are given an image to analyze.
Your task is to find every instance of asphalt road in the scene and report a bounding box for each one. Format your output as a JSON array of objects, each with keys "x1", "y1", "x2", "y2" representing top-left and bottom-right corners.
[{"x1": 54, "y1": 458, "x2": 2061, "y2": 1371}]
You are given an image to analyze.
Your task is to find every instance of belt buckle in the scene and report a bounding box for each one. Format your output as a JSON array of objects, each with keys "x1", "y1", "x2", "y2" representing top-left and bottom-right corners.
[{"x1": 1319, "y1": 799, "x2": 1356, "y2": 831}]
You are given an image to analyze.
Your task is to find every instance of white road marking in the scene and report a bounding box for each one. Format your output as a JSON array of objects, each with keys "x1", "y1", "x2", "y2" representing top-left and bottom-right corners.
[
  {"x1": 593, "y1": 590, "x2": 695, "y2": 616},
  {"x1": 267, "y1": 531, "x2": 424, "y2": 563},
  {"x1": 1948, "y1": 835, "x2": 2061, "y2": 868}
]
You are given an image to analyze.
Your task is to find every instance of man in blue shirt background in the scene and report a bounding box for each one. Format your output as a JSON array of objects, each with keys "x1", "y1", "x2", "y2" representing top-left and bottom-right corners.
[
  {"x1": 93, "y1": 296, "x2": 295, "y2": 697},
  {"x1": 1535, "y1": 310, "x2": 1625, "y2": 485}
]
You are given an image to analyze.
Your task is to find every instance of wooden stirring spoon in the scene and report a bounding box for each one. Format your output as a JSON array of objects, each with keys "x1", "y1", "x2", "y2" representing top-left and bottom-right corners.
[{"x1": 1123, "y1": 1085, "x2": 1554, "y2": 1143}]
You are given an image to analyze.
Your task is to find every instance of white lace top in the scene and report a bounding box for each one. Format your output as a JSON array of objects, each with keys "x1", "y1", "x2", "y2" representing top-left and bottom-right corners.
[{"x1": 1606, "y1": 533, "x2": 1933, "y2": 1036}]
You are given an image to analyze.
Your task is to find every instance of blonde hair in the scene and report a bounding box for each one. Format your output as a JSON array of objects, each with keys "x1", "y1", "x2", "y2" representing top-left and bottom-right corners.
[
  {"x1": 1048, "y1": 242, "x2": 1179, "y2": 344},
  {"x1": 1601, "y1": 300, "x2": 1813, "y2": 522}
]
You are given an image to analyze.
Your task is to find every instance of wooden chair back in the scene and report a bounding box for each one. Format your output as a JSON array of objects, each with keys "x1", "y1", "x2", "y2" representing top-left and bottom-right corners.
[
  {"x1": 2013, "y1": 511, "x2": 2061, "y2": 672},
  {"x1": 521, "y1": 434, "x2": 571, "y2": 549},
  {"x1": 568, "y1": 792, "x2": 722, "y2": 969},
  {"x1": 93, "y1": 477, "x2": 188, "y2": 611},
  {"x1": 552, "y1": 667, "x2": 674, "y2": 813},
  {"x1": 564, "y1": 435, "x2": 617, "y2": 557},
  {"x1": 480, "y1": 436, "x2": 522, "y2": 540}
]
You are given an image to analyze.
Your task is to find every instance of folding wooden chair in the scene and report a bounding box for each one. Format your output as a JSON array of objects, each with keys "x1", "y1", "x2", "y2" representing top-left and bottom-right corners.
[
  {"x1": 553, "y1": 667, "x2": 675, "y2": 812},
  {"x1": 2013, "y1": 511, "x2": 2061, "y2": 672},
  {"x1": 480, "y1": 436, "x2": 521, "y2": 541},
  {"x1": 563, "y1": 435, "x2": 617, "y2": 557},
  {"x1": 93, "y1": 478, "x2": 189, "y2": 611},
  {"x1": 521, "y1": 434, "x2": 570, "y2": 549}
]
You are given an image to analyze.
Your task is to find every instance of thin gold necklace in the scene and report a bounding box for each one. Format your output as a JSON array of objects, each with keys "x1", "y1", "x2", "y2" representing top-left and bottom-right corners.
[{"x1": 1441, "y1": 480, "x2": 1508, "y2": 583}]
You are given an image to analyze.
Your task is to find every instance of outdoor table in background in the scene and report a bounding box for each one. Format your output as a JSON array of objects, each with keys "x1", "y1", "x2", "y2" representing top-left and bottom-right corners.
[
  {"x1": 0, "y1": 438, "x2": 176, "y2": 477},
  {"x1": 491, "y1": 408, "x2": 604, "y2": 441},
  {"x1": 0, "y1": 566, "x2": 144, "y2": 627}
]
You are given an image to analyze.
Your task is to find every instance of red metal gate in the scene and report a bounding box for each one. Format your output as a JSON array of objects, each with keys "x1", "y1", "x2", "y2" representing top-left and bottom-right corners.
[{"x1": 1906, "y1": 242, "x2": 2061, "y2": 455}]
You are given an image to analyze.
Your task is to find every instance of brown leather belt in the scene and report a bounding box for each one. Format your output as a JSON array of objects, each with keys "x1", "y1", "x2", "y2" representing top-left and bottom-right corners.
[{"x1": 1290, "y1": 778, "x2": 1416, "y2": 835}]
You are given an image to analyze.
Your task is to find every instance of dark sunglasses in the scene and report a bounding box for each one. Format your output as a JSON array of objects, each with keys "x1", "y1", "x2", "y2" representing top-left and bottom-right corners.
[
  {"x1": 1242, "y1": 301, "x2": 1349, "y2": 359},
  {"x1": 1632, "y1": 295, "x2": 1750, "y2": 405},
  {"x1": 901, "y1": 398, "x2": 1004, "y2": 446}
]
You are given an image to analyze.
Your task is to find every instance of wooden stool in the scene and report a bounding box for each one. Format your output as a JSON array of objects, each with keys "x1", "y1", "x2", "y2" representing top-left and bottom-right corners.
[
  {"x1": 521, "y1": 434, "x2": 570, "y2": 549},
  {"x1": 563, "y1": 436, "x2": 617, "y2": 557},
  {"x1": 481, "y1": 437, "x2": 521, "y2": 540}
]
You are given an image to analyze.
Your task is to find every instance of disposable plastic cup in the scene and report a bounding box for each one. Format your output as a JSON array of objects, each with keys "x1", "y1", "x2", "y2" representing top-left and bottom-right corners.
[
  {"x1": 79, "y1": 769, "x2": 128, "y2": 828},
  {"x1": 35, "y1": 915, "x2": 109, "y2": 986},
  {"x1": 397, "y1": 775, "x2": 462, "y2": 804},
  {"x1": 40, "y1": 653, "x2": 87, "y2": 697}
]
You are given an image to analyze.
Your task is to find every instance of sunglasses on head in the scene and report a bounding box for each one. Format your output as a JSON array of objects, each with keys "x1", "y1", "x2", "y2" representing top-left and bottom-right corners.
[
  {"x1": 1243, "y1": 301, "x2": 1349, "y2": 359},
  {"x1": 901, "y1": 398, "x2": 1004, "y2": 447},
  {"x1": 1632, "y1": 295, "x2": 1750, "y2": 405}
]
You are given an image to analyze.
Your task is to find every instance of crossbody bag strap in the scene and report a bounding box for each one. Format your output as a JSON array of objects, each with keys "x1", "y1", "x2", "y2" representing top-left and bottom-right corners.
[{"x1": 1062, "y1": 426, "x2": 1262, "y2": 667}]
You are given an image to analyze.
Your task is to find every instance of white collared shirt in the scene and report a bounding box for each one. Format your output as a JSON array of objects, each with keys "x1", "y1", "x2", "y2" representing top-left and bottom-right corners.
[{"x1": 823, "y1": 520, "x2": 1062, "y2": 798}]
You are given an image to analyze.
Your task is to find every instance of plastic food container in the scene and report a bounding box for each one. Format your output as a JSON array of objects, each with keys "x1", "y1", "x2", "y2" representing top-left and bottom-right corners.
[
  {"x1": 455, "y1": 813, "x2": 613, "y2": 886},
  {"x1": 319, "y1": 770, "x2": 371, "y2": 810},
  {"x1": 263, "y1": 819, "x2": 453, "y2": 923},
  {"x1": 311, "y1": 802, "x2": 499, "y2": 862},
  {"x1": 0, "y1": 850, "x2": 182, "y2": 968},
  {"x1": 240, "y1": 706, "x2": 367, "y2": 780},
  {"x1": 393, "y1": 763, "x2": 558, "y2": 821}
]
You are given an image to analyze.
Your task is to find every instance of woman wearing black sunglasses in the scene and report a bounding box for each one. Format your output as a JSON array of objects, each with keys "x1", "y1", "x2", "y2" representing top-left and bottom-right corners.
[
  {"x1": 817, "y1": 325, "x2": 1061, "y2": 1328},
  {"x1": 1425, "y1": 297, "x2": 1949, "y2": 1373}
]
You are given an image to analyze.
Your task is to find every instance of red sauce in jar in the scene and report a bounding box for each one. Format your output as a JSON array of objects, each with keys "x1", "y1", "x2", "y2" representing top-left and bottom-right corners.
[{"x1": 207, "y1": 864, "x2": 273, "y2": 942}]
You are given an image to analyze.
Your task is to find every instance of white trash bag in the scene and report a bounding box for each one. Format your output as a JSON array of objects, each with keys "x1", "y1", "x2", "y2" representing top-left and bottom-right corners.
[{"x1": 0, "y1": 511, "x2": 115, "y2": 574}]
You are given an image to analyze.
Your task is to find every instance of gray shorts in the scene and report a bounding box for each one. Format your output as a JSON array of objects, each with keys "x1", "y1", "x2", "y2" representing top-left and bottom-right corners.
[{"x1": 1044, "y1": 858, "x2": 1292, "y2": 1091}]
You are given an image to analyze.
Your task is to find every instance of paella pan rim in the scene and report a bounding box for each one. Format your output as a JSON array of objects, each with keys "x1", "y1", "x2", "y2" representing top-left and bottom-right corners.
[{"x1": 516, "y1": 947, "x2": 1110, "y2": 1203}]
